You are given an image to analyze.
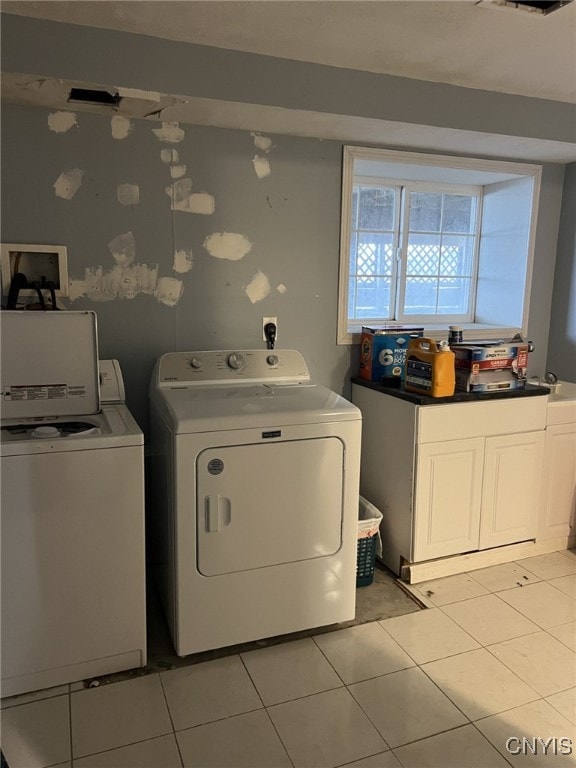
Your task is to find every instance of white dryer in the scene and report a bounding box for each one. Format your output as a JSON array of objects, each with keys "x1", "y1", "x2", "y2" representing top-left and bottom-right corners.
[
  {"x1": 0, "y1": 312, "x2": 146, "y2": 698},
  {"x1": 149, "y1": 349, "x2": 362, "y2": 656}
]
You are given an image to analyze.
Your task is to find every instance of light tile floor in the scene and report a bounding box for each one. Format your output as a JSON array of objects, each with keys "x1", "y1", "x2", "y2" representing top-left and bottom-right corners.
[{"x1": 1, "y1": 550, "x2": 575, "y2": 768}]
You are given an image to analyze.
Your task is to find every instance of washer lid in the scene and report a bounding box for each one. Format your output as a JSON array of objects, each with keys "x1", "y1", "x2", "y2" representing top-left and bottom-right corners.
[
  {"x1": 152, "y1": 381, "x2": 360, "y2": 433},
  {"x1": 1, "y1": 311, "x2": 100, "y2": 419}
]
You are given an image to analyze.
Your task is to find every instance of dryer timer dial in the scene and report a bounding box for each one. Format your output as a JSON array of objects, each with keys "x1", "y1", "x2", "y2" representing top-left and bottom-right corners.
[
  {"x1": 227, "y1": 353, "x2": 245, "y2": 370},
  {"x1": 189, "y1": 357, "x2": 203, "y2": 369}
]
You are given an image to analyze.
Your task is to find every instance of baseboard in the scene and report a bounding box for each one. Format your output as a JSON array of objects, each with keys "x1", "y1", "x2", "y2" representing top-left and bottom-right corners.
[{"x1": 401, "y1": 536, "x2": 575, "y2": 584}]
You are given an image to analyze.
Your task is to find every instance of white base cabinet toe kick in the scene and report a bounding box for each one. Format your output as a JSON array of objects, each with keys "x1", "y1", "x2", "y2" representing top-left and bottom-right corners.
[{"x1": 352, "y1": 383, "x2": 549, "y2": 580}]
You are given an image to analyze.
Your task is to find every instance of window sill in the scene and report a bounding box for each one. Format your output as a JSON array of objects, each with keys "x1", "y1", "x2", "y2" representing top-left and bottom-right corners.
[{"x1": 340, "y1": 324, "x2": 524, "y2": 346}]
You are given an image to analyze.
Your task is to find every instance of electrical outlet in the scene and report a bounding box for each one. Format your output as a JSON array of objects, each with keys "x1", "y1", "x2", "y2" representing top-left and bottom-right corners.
[{"x1": 262, "y1": 316, "x2": 278, "y2": 342}]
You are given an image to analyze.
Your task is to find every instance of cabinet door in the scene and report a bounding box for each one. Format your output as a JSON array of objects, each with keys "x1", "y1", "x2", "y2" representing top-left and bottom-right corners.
[
  {"x1": 539, "y1": 423, "x2": 576, "y2": 541},
  {"x1": 479, "y1": 431, "x2": 544, "y2": 550},
  {"x1": 413, "y1": 438, "x2": 484, "y2": 562}
]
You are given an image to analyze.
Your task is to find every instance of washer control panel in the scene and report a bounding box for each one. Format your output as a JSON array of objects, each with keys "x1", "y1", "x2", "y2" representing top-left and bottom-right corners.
[{"x1": 157, "y1": 350, "x2": 310, "y2": 385}]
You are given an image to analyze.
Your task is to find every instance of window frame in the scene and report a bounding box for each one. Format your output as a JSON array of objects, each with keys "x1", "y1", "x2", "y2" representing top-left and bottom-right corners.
[
  {"x1": 349, "y1": 177, "x2": 483, "y2": 326},
  {"x1": 396, "y1": 181, "x2": 483, "y2": 325},
  {"x1": 349, "y1": 179, "x2": 402, "y2": 322},
  {"x1": 338, "y1": 146, "x2": 542, "y2": 345}
]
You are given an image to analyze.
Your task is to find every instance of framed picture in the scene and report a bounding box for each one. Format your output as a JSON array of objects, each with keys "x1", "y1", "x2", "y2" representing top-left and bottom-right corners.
[{"x1": 1, "y1": 243, "x2": 69, "y2": 298}]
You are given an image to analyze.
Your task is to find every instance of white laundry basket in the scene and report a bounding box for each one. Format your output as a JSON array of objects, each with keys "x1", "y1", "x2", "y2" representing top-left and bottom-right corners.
[{"x1": 357, "y1": 496, "x2": 383, "y2": 587}]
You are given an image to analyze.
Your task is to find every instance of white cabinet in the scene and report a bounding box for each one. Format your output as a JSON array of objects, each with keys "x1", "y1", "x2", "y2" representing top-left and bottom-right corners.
[
  {"x1": 413, "y1": 438, "x2": 483, "y2": 561},
  {"x1": 539, "y1": 422, "x2": 576, "y2": 541},
  {"x1": 351, "y1": 384, "x2": 548, "y2": 575},
  {"x1": 479, "y1": 432, "x2": 544, "y2": 549},
  {"x1": 413, "y1": 432, "x2": 544, "y2": 562}
]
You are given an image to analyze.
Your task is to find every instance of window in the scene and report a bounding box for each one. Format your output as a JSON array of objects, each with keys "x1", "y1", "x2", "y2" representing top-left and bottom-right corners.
[
  {"x1": 338, "y1": 147, "x2": 542, "y2": 344},
  {"x1": 349, "y1": 183, "x2": 481, "y2": 323}
]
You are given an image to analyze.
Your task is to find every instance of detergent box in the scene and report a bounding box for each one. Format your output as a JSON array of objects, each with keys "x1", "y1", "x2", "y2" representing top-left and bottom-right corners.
[
  {"x1": 359, "y1": 326, "x2": 424, "y2": 382},
  {"x1": 452, "y1": 343, "x2": 529, "y2": 376},
  {"x1": 455, "y1": 368, "x2": 527, "y2": 393}
]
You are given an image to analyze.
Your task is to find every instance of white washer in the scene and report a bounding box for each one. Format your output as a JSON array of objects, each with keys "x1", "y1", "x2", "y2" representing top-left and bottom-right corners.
[
  {"x1": 149, "y1": 349, "x2": 362, "y2": 656},
  {"x1": 0, "y1": 312, "x2": 146, "y2": 698}
]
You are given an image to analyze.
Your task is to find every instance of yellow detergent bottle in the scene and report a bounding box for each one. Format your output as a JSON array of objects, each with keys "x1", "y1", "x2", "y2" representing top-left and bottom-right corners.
[{"x1": 404, "y1": 337, "x2": 456, "y2": 397}]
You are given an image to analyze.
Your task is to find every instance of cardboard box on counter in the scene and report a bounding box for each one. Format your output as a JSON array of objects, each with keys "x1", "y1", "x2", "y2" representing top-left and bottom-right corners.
[
  {"x1": 359, "y1": 326, "x2": 424, "y2": 382},
  {"x1": 455, "y1": 367, "x2": 527, "y2": 393},
  {"x1": 452, "y1": 343, "x2": 529, "y2": 374}
]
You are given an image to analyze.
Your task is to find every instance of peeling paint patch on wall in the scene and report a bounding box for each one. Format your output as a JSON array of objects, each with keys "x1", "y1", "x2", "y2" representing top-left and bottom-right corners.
[
  {"x1": 166, "y1": 177, "x2": 191, "y2": 205},
  {"x1": 251, "y1": 132, "x2": 274, "y2": 179},
  {"x1": 170, "y1": 165, "x2": 187, "y2": 179},
  {"x1": 173, "y1": 249, "x2": 194, "y2": 274},
  {"x1": 166, "y1": 181, "x2": 215, "y2": 214},
  {"x1": 252, "y1": 132, "x2": 273, "y2": 153},
  {"x1": 48, "y1": 111, "x2": 77, "y2": 133},
  {"x1": 276, "y1": 283, "x2": 287, "y2": 294},
  {"x1": 53, "y1": 168, "x2": 83, "y2": 199},
  {"x1": 155, "y1": 276, "x2": 184, "y2": 307},
  {"x1": 252, "y1": 155, "x2": 271, "y2": 179},
  {"x1": 246, "y1": 271, "x2": 271, "y2": 304},
  {"x1": 153, "y1": 122, "x2": 185, "y2": 144},
  {"x1": 68, "y1": 279, "x2": 87, "y2": 302},
  {"x1": 117, "y1": 184, "x2": 140, "y2": 206},
  {"x1": 108, "y1": 231, "x2": 136, "y2": 267},
  {"x1": 161, "y1": 148, "x2": 179, "y2": 164},
  {"x1": 111, "y1": 115, "x2": 133, "y2": 140},
  {"x1": 203, "y1": 232, "x2": 253, "y2": 261},
  {"x1": 79, "y1": 263, "x2": 158, "y2": 301},
  {"x1": 185, "y1": 193, "x2": 215, "y2": 215}
]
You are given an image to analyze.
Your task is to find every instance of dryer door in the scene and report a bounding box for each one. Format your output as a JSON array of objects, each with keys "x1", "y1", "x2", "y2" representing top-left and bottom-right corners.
[{"x1": 197, "y1": 437, "x2": 344, "y2": 576}]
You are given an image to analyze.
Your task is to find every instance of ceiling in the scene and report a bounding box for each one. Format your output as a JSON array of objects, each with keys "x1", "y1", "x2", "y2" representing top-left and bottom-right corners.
[{"x1": 2, "y1": 0, "x2": 576, "y2": 104}]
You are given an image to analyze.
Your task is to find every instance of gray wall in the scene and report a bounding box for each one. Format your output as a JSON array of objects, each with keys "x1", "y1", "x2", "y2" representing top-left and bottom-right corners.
[
  {"x1": 0, "y1": 14, "x2": 572, "y2": 433},
  {"x1": 547, "y1": 163, "x2": 576, "y2": 381},
  {"x1": 1, "y1": 104, "x2": 360, "y2": 431}
]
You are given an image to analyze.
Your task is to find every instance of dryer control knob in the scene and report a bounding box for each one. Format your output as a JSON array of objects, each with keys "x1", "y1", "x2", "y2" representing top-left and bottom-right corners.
[
  {"x1": 267, "y1": 355, "x2": 279, "y2": 366},
  {"x1": 189, "y1": 357, "x2": 203, "y2": 369},
  {"x1": 227, "y1": 353, "x2": 245, "y2": 370}
]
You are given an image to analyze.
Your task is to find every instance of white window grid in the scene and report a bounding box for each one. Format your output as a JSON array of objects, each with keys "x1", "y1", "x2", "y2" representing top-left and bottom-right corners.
[{"x1": 349, "y1": 177, "x2": 482, "y2": 325}]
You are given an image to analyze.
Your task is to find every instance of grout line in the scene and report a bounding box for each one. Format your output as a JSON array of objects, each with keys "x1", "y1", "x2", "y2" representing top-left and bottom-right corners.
[
  {"x1": 388, "y1": 723, "x2": 482, "y2": 752},
  {"x1": 544, "y1": 687, "x2": 576, "y2": 724},
  {"x1": 310, "y1": 629, "x2": 352, "y2": 686},
  {"x1": 342, "y1": 683, "x2": 392, "y2": 751},
  {"x1": 261, "y1": 707, "x2": 296, "y2": 768},
  {"x1": 410, "y1": 663, "x2": 474, "y2": 725},
  {"x1": 237, "y1": 653, "x2": 268, "y2": 710},
  {"x1": 470, "y1": 694, "x2": 545, "y2": 724},
  {"x1": 71, "y1": 734, "x2": 177, "y2": 763},
  {"x1": 334, "y1": 745, "x2": 398, "y2": 767},
  {"x1": 68, "y1": 687, "x2": 74, "y2": 768},
  {"x1": 172, "y1": 705, "x2": 265, "y2": 734},
  {"x1": 0, "y1": 688, "x2": 70, "y2": 711},
  {"x1": 157, "y1": 672, "x2": 178, "y2": 736},
  {"x1": 437, "y1": 594, "x2": 543, "y2": 646},
  {"x1": 375, "y1": 620, "x2": 433, "y2": 668},
  {"x1": 263, "y1": 684, "x2": 345, "y2": 710},
  {"x1": 469, "y1": 721, "x2": 516, "y2": 768},
  {"x1": 481, "y1": 642, "x2": 552, "y2": 700}
]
